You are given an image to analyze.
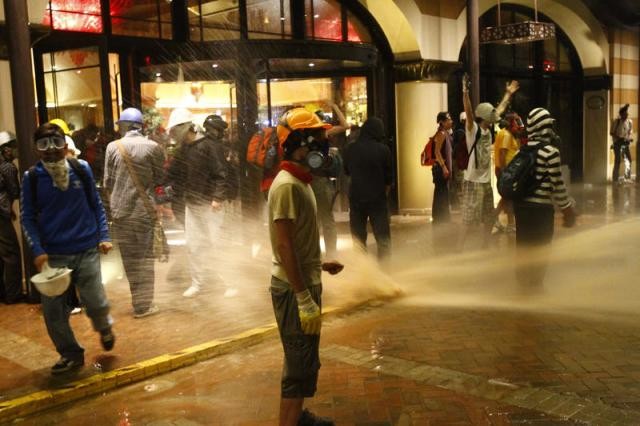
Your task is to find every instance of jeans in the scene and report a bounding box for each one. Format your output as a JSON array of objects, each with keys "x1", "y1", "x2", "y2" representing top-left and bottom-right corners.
[
  {"x1": 310, "y1": 176, "x2": 337, "y2": 256},
  {"x1": 185, "y1": 202, "x2": 225, "y2": 289},
  {"x1": 349, "y1": 198, "x2": 391, "y2": 260},
  {"x1": 42, "y1": 247, "x2": 112, "y2": 361},
  {"x1": 612, "y1": 141, "x2": 632, "y2": 182},
  {"x1": 432, "y1": 164, "x2": 450, "y2": 224},
  {"x1": 0, "y1": 216, "x2": 22, "y2": 302},
  {"x1": 112, "y1": 217, "x2": 155, "y2": 314}
]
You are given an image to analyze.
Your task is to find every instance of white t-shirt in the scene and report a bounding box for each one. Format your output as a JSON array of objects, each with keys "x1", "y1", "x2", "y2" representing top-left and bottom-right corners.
[{"x1": 464, "y1": 121, "x2": 492, "y2": 183}]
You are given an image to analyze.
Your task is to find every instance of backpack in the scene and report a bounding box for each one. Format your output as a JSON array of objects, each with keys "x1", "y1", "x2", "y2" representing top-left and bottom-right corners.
[
  {"x1": 458, "y1": 126, "x2": 482, "y2": 171},
  {"x1": 420, "y1": 136, "x2": 436, "y2": 167},
  {"x1": 28, "y1": 158, "x2": 95, "y2": 213},
  {"x1": 497, "y1": 142, "x2": 549, "y2": 200},
  {"x1": 246, "y1": 127, "x2": 280, "y2": 169}
]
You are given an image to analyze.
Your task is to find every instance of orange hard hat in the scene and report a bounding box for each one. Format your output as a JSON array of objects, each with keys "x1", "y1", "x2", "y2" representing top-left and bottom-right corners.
[{"x1": 276, "y1": 107, "x2": 331, "y2": 146}]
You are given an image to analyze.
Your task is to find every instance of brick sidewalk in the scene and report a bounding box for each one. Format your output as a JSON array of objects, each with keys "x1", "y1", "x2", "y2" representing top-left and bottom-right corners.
[
  {"x1": 18, "y1": 300, "x2": 640, "y2": 424},
  {"x1": 1, "y1": 182, "x2": 639, "y2": 422}
]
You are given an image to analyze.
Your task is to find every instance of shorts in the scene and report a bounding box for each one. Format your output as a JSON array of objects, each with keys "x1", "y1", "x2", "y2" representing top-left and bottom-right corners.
[
  {"x1": 462, "y1": 180, "x2": 494, "y2": 225},
  {"x1": 270, "y1": 276, "x2": 322, "y2": 398}
]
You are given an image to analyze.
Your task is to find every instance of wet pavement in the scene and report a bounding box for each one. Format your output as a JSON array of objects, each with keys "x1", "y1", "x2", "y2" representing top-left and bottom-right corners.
[{"x1": 2, "y1": 182, "x2": 640, "y2": 424}]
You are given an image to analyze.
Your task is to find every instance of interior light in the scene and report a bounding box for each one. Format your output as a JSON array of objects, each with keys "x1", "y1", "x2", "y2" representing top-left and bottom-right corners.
[
  {"x1": 308, "y1": 63, "x2": 315, "y2": 68},
  {"x1": 280, "y1": 17, "x2": 285, "y2": 21},
  {"x1": 314, "y1": 14, "x2": 319, "y2": 18},
  {"x1": 212, "y1": 63, "x2": 219, "y2": 68},
  {"x1": 87, "y1": 103, "x2": 97, "y2": 108},
  {"x1": 155, "y1": 72, "x2": 162, "y2": 77}
]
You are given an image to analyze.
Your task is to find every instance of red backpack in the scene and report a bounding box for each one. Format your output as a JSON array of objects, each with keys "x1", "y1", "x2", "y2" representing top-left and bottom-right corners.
[
  {"x1": 246, "y1": 127, "x2": 280, "y2": 169},
  {"x1": 420, "y1": 136, "x2": 436, "y2": 167}
]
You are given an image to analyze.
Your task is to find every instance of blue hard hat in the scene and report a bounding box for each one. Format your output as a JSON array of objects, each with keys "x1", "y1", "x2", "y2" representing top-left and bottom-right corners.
[{"x1": 118, "y1": 108, "x2": 143, "y2": 125}]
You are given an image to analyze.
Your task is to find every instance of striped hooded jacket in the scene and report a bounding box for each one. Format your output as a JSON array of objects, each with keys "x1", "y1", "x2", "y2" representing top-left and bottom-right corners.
[{"x1": 522, "y1": 108, "x2": 573, "y2": 209}]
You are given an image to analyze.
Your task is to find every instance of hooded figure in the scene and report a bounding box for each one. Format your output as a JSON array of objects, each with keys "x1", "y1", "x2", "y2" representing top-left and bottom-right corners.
[
  {"x1": 344, "y1": 117, "x2": 391, "y2": 203},
  {"x1": 343, "y1": 117, "x2": 392, "y2": 260}
]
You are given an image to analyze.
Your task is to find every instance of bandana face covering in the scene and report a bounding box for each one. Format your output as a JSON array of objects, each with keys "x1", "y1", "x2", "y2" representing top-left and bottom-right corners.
[
  {"x1": 280, "y1": 160, "x2": 313, "y2": 183},
  {"x1": 42, "y1": 159, "x2": 70, "y2": 191}
]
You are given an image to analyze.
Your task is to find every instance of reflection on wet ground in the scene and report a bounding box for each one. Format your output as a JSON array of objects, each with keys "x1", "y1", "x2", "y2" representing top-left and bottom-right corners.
[{"x1": 3, "y1": 183, "x2": 640, "y2": 424}]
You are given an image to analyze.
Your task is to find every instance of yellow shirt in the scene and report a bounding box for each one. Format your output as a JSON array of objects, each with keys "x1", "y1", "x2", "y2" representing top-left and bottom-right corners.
[
  {"x1": 494, "y1": 128, "x2": 520, "y2": 168},
  {"x1": 268, "y1": 169, "x2": 322, "y2": 287}
]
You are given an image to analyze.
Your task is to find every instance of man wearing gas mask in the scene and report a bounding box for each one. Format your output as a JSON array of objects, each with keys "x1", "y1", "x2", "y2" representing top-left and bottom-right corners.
[
  {"x1": 268, "y1": 107, "x2": 344, "y2": 426},
  {"x1": 493, "y1": 112, "x2": 525, "y2": 233},
  {"x1": 166, "y1": 108, "x2": 229, "y2": 298}
]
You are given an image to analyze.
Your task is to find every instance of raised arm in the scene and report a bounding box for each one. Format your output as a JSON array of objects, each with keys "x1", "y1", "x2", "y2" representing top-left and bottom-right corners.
[
  {"x1": 462, "y1": 74, "x2": 475, "y2": 133},
  {"x1": 495, "y1": 80, "x2": 520, "y2": 118},
  {"x1": 327, "y1": 102, "x2": 348, "y2": 138}
]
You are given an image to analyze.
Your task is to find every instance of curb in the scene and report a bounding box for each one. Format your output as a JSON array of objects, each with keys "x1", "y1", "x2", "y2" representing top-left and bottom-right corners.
[{"x1": 0, "y1": 303, "x2": 365, "y2": 423}]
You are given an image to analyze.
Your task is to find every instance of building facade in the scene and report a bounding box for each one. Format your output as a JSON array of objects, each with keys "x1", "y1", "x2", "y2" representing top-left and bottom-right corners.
[{"x1": 0, "y1": 0, "x2": 638, "y2": 213}]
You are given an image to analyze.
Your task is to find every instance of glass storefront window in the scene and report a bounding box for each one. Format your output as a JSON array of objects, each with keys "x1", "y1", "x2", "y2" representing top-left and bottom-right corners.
[
  {"x1": 247, "y1": 0, "x2": 292, "y2": 39},
  {"x1": 140, "y1": 80, "x2": 236, "y2": 135},
  {"x1": 347, "y1": 10, "x2": 371, "y2": 43},
  {"x1": 42, "y1": 0, "x2": 103, "y2": 33},
  {"x1": 256, "y1": 76, "x2": 366, "y2": 128},
  {"x1": 188, "y1": 0, "x2": 241, "y2": 41},
  {"x1": 306, "y1": 0, "x2": 342, "y2": 41},
  {"x1": 43, "y1": 48, "x2": 104, "y2": 132},
  {"x1": 111, "y1": 0, "x2": 172, "y2": 39}
]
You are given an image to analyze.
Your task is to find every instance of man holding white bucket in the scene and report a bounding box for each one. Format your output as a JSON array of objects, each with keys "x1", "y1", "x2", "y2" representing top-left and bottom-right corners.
[{"x1": 21, "y1": 122, "x2": 115, "y2": 374}]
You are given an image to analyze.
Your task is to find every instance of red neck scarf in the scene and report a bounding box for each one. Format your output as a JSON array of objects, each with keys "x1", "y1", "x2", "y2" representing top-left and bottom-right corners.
[{"x1": 280, "y1": 161, "x2": 313, "y2": 184}]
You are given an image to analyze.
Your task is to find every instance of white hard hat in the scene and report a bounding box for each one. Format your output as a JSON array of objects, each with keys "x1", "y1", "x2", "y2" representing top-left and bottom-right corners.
[
  {"x1": 167, "y1": 108, "x2": 194, "y2": 130},
  {"x1": 65, "y1": 136, "x2": 81, "y2": 156},
  {"x1": 31, "y1": 262, "x2": 72, "y2": 297},
  {"x1": 475, "y1": 102, "x2": 499, "y2": 123},
  {"x1": 0, "y1": 131, "x2": 16, "y2": 148}
]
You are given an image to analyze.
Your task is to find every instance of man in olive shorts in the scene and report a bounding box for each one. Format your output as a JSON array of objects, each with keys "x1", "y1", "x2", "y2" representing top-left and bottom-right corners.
[{"x1": 268, "y1": 108, "x2": 344, "y2": 426}]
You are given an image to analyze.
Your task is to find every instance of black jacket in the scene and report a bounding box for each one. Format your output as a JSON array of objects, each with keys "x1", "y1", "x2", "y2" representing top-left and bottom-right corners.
[
  {"x1": 168, "y1": 135, "x2": 228, "y2": 204},
  {"x1": 343, "y1": 117, "x2": 392, "y2": 203}
]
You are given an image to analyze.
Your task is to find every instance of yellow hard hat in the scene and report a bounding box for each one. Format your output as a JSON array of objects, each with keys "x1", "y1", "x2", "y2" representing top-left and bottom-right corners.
[
  {"x1": 49, "y1": 118, "x2": 71, "y2": 135},
  {"x1": 276, "y1": 107, "x2": 331, "y2": 146}
]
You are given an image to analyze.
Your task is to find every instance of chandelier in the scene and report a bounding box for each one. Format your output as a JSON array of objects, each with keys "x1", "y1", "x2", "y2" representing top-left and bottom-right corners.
[{"x1": 480, "y1": 0, "x2": 555, "y2": 44}]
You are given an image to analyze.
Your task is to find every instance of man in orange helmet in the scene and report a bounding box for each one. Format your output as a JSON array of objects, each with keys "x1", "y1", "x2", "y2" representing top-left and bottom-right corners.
[{"x1": 268, "y1": 107, "x2": 344, "y2": 426}]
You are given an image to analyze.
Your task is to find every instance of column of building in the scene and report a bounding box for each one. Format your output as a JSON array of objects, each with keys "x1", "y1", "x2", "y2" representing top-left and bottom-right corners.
[{"x1": 609, "y1": 28, "x2": 639, "y2": 179}]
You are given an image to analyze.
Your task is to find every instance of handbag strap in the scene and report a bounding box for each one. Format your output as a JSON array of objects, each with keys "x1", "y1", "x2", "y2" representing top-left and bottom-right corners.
[{"x1": 115, "y1": 140, "x2": 157, "y2": 221}]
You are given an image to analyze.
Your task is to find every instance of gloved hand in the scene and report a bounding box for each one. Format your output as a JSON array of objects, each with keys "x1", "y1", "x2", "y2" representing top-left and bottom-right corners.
[{"x1": 296, "y1": 289, "x2": 321, "y2": 335}]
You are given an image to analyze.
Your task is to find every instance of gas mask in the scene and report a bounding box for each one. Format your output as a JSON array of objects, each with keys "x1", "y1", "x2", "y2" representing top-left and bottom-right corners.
[
  {"x1": 304, "y1": 136, "x2": 331, "y2": 170},
  {"x1": 509, "y1": 116, "x2": 525, "y2": 138}
]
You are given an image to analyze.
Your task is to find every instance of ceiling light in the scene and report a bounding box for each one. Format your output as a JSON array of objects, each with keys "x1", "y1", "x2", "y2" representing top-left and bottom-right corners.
[
  {"x1": 212, "y1": 63, "x2": 219, "y2": 68},
  {"x1": 480, "y1": 0, "x2": 555, "y2": 44},
  {"x1": 308, "y1": 63, "x2": 315, "y2": 68}
]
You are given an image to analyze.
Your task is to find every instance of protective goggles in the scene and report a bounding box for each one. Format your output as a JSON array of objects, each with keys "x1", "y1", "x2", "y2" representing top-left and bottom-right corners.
[{"x1": 35, "y1": 136, "x2": 66, "y2": 151}]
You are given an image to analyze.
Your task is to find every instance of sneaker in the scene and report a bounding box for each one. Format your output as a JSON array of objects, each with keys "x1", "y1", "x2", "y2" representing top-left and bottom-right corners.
[
  {"x1": 100, "y1": 328, "x2": 116, "y2": 351},
  {"x1": 183, "y1": 285, "x2": 201, "y2": 298},
  {"x1": 51, "y1": 357, "x2": 84, "y2": 375},
  {"x1": 133, "y1": 305, "x2": 160, "y2": 319},
  {"x1": 297, "y1": 409, "x2": 335, "y2": 426}
]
